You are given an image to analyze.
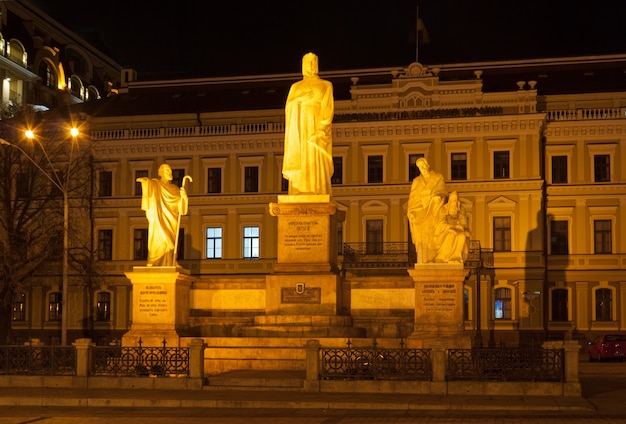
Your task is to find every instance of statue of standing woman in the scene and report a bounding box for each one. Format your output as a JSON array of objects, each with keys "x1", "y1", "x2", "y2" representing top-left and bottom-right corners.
[
  {"x1": 407, "y1": 158, "x2": 447, "y2": 264},
  {"x1": 282, "y1": 52, "x2": 334, "y2": 196},
  {"x1": 137, "y1": 164, "x2": 190, "y2": 266}
]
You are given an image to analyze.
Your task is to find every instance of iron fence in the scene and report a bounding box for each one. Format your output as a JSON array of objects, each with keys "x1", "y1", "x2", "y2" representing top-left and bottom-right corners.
[
  {"x1": 0, "y1": 345, "x2": 76, "y2": 375},
  {"x1": 447, "y1": 348, "x2": 564, "y2": 381},
  {"x1": 320, "y1": 340, "x2": 431, "y2": 380},
  {"x1": 90, "y1": 342, "x2": 190, "y2": 377}
]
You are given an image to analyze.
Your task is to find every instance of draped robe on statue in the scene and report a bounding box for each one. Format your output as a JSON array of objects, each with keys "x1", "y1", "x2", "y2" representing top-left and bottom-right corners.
[
  {"x1": 282, "y1": 53, "x2": 334, "y2": 196},
  {"x1": 139, "y1": 177, "x2": 188, "y2": 266}
]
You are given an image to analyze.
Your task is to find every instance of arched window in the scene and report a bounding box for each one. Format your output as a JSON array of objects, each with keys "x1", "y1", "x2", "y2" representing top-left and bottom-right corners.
[
  {"x1": 551, "y1": 288, "x2": 568, "y2": 322},
  {"x1": 595, "y1": 288, "x2": 612, "y2": 321},
  {"x1": 38, "y1": 61, "x2": 57, "y2": 89},
  {"x1": 494, "y1": 287, "x2": 511, "y2": 319},
  {"x1": 69, "y1": 75, "x2": 83, "y2": 99}
]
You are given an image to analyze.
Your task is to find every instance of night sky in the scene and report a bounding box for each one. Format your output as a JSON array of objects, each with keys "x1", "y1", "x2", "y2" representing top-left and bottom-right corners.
[{"x1": 29, "y1": 0, "x2": 626, "y2": 79}]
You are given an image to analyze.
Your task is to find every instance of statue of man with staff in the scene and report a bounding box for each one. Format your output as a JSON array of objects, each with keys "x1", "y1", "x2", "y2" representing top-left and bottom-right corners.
[{"x1": 136, "y1": 164, "x2": 191, "y2": 266}]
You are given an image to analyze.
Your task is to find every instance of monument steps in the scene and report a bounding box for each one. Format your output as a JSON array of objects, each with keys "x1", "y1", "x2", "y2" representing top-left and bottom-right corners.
[
  {"x1": 204, "y1": 370, "x2": 305, "y2": 392},
  {"x1": 240, "y1": 325, "x2": 366, "y2": 338}
]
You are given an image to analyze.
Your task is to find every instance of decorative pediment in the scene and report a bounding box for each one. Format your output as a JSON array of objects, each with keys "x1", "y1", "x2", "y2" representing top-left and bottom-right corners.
[
  {"x1": 361, "y1": 200, "x2": 388, "y2": 213},
  {"x1": 488, "y1": 196, "x2": 517, "y2": 210}
]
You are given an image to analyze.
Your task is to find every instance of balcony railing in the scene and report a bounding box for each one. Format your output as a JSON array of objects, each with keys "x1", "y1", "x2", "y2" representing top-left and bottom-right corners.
[
  {"x1": 342, "y1": 242, "x2": 416, "y2": 269},
  {"x1": 546, "y1": 107, "x2": 625, "y2": 121}
]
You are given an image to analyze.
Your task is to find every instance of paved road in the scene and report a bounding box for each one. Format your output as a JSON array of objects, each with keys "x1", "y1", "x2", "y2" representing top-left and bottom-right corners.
[{"x1": 0, "y1": 359, "x2": 623, "y2": 423}]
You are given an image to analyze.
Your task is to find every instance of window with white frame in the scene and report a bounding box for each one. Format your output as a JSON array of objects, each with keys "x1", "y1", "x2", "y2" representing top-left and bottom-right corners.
[
  {"x1": 243, "y1": 226, "x2": 259, "y2": 259},
  {"x1": 494, "y1": 287, "x2": 511, "y2": 319},
  {"x1": 206, "y1": 227, "x2": 223, "y2": 259}
]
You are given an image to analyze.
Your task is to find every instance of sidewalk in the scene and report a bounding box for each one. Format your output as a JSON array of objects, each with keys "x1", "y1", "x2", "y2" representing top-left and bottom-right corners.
[{"x1": 0, "y1": 385, "x2": 595, "y2": 413}]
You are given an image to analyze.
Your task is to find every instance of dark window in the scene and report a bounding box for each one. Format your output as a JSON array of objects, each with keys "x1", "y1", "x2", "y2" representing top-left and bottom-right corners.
[
  {"x1": 494, "y1": 287, "x2": 511, "y2": 319},
  {"x1": 281, "y1": 176, "x2": 289, "y2": 192},
  {"x1": 551, "y1": 156, "x2": 568, "y2": 184},
  {"x1": 133, "y1": 229, "x2": 148, "y2": 260},
  {"x1": 594, "y1": 154, "x2": 610, "y2": 182},
  {"x1": 49, "y1": 292, "x2": 62, "y2": 321},
  {"x1": 16, "y1": 173, "x2": 30, "y2": 198},
  {"x1": 494, "y1": 151, "x2": 510, "y2": 179},
  {"x1": 96, "y1": 292, "x2": 111, "y2": 321},
  {"x1": 135, "y1": 170, "x2": 148, "y2": 195},
  {"x1": 38, "y1": 62, "x2": 57, "y2": 88},
  {"x1": 12, "y1": 292, "x2": 26, "y2": 321},
  {"x1": 551, "y1": 288, "x2": 568, "y2": 322},
  {"x1": 493, "y1": 216, "x2": 511, "y2": 252},
  {"x1": 206, "y1": 227, "x2": 223, "y2": 259},
  {"x1": 408, "y1": 154, "x2": 424, "y2": 181},
  {"x1": 367, "y1": 155, "x2": 383, "y2": 183},
  {"x1": 172, "y1": 168, "x2": 185, "y2": 187},
  {"x1": 451, "y1": 153, "x2": 467, "y2": 180},
  {"x1": 99, "y1": 171, "x2": 112, "y2": 197},
  {"x1": 365, "y1": 219, "x2": 383, "y2": 254},
  {"x1": 243, "y1": 226, "x2": 259, "y2": 259},
  {"x1": 463, "y1": 288, "x2": 469, "y2": 321},
  {"x1": 207, "y1": 168, "x2": 222, "y2": 193},
  {"x1": 595, "y1": 288, "x2": 612, "y2": 321},
  {"x1": 331, "y1": 156, "x2": 343, "y2": 184},
  {"x1": 98, "y1": 229, "x2": 113, "y2": 260},
  {"x1": 244, "y1": 166, "x2": 259, "y2": 192},
  {"x1": 550, "y1": 221, "x2": 568, "y2": 255},
  {"x1": 594, "y1": 220, "x2": 612, "y2": 254}
]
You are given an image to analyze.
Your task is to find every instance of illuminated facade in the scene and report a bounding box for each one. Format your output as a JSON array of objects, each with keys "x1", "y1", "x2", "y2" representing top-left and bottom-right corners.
[{"x1": 5, "y1": 3, "x2": 625, "y2": 347}]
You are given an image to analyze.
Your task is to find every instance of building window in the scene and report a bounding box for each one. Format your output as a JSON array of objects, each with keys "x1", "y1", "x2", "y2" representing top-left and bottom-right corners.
[
  {"x1": 172, "y1": 168, "x2": 185, "y2": 187},
  {"x1": 96, "y1": 292, "x2": 111, "y2": 321},
  {"x1": 206, "y1": 227, "x2": 223, "y2": 259},
  {"x1": 281, "y1": 176, "x2": 289, "y2": 192},
  {"x1": 594, "y1": 220, "x2": 612, "y2": 254},
  {"x1": 595, "y1": 288, "x2": 612, "y2": 321},
  {"x1": 551, "y1": 156, "x2": 568, "y2": 184},
  {"x1": 331, "y1": 156, "x2": 343, "y2": 184},
  {"x1": 12, "y1": 292, "x2": 26, "y2": 321},
  {"x1": 463, "y1": 288, "x2": 469, "y2": 321},
  {"x1": 133, "y1": 229, "x2": 148, "y2": 260},
  {"x1": 451, "y1": 153, "x2": 467, "y2": 180},
  {"x1": 550, "y1": 221, "x2": 568, "y2": 255},
  {"x1": 243, "y1": 226, "x2": 259, "y2": 259},
  {"x1": 98, "y1": 229, "x2": 113, "y2": 260},
  {"x1": 365, "y1": 219, "x2": 383, "y2": 254},
  {"x1": 494, "y1": 287, "x2": 511, "y2": 319},
  {"x1": 408, "y1": 153, "x2": 424, "y2": 181},
  {"x1": 135, "y1": 170, "x2": 148, "y2": 195},
  {"x1": 367, "y1": 155, "x2": 383, "y2": 183},
  {"x1": 48, "y1": 292, "x2": 62, "y2": 321},
  {"x1": 493, "y1": 217, "x2": 511, "y2": 252},
  {"x1": 98, "y1": 171, "x2": 112, "y2": 197},
  {"x1": 207, "y1": 167, "x2": 222, "y2": 193},
  {"x1": 551, "y1": 288, "x2": 568, "y2": 322},
  {"x1": 244, "y1": 166, "x2": 259, "y2": 192},
  {"x1": 493, "y1": 151, "x2": 510, "y2": 179},
  {"x1": 594, "y1": 154, "x2": 610, "y2": 182},
  {"x1": 16, "y1": 173, "x2": 30, "y2": 198}
]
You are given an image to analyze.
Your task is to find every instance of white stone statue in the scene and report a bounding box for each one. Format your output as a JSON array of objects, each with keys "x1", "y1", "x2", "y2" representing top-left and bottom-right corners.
[
  {"x1": 136, "y1": 164, "x2": 190, "y2": 266},
  {"x1": 282, "y1": 52, "x2": 334, "y2": 196},
  {"x1": 434, "y1": 191, "x2": 470, "y2": 263},
  {"x1": 407, "y1": 158, "x2": 447, "y2": 263}
]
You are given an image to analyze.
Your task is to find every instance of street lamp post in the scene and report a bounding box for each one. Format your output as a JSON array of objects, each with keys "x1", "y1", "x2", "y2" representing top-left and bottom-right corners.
[{"x1": 0, "y1": 127, "x2": 78, "y2": 346}]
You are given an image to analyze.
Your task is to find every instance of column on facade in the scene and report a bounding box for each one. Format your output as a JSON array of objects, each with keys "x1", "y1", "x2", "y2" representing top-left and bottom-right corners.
[
  {"x1": 573, "y1": 199, "x2": 587, "y2": 255},
  {"x1": 575, "y1": 282, "x2": 589, "y2": 331},
  {"x1": 226, "y1": 207, "x2": 237, "y2": 258}
]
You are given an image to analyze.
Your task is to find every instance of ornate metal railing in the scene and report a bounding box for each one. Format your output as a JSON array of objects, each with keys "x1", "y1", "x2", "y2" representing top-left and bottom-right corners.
[
  {"x1": 447, "y1": 348, "x2": 564, "y2": 381},
  {"x1": 342, "y1": 242, "x2": 416, "y2": 269},
  {"x1": 320, "y1": 340, "x2": 431, "y2": 380},
  {"x1": 90, "y1": 343, "x2": 190, "y2": 377},
  {"x1": 0, "y1": 345, "x2": 76, "y2": 375},
  {"x1": 546, "y1": 107, "x2": 624, "y2": 121}
]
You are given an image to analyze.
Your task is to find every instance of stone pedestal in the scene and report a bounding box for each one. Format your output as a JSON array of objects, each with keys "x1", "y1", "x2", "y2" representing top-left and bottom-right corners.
[
  {"x1": 122, "y1": 266, "x2": 193, "y2": 347},
  {"x1": 269, "y1": 196, "x2": 343, "y2": 273},
  {"x1": 408, "y1": 264, "x2": 471, "y2": 349},
  {"x1": 259, "y1": 197, "x2": 359, "y2": 337}
]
